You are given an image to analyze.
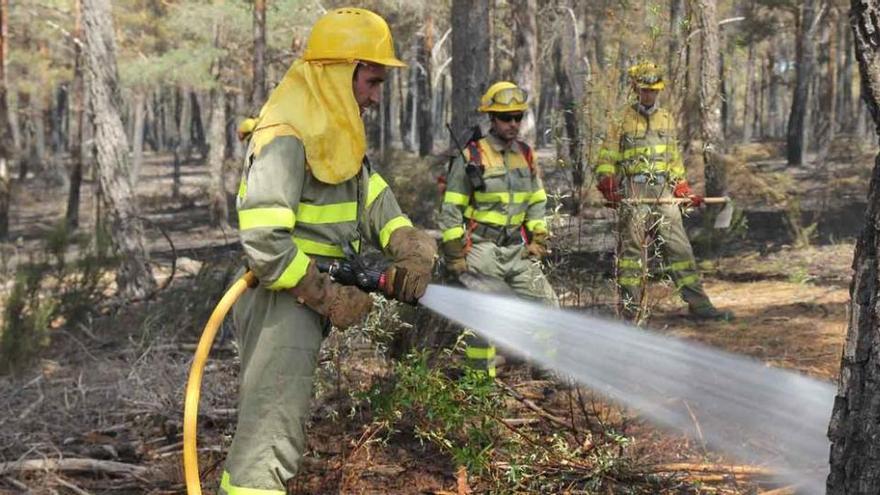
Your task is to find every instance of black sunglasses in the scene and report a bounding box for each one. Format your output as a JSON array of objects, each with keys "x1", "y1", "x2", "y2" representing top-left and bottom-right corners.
[{"x1": 494, "y1": 113, "x2": 524, "y2": 123}]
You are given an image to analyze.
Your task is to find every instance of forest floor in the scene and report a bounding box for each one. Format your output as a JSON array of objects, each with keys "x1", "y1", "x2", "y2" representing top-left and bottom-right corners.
[{"x1": 0, "y1": 136, "x2": 872, "y2": 494}]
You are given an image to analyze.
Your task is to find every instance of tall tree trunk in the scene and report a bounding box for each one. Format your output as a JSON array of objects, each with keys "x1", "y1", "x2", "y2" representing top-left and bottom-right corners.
[
  {"x1": 82, "y1": 0, "x2": 156, "y2": 298},
  {"x1": 827, "y1": 2, "x2": 880, "y2": 491},
  {"x1": 0, "y1": 0, "x2": 10, "y2": 240},
  {"x1": 668, "y1": 0, "x2": 686, "y2": 82},
  {"x1": 768, "y1": 41, "x2": 782, "y2": 138},
  {"x1": 554, "y1": 5, "x2": 587, "y2": 210},
  {"x1": 178, "y1": 85, "x2": 192, "y2": 161},
  {"x1": 416, "y1": 17, "x2": 434, "y2": 157},
  {"x1": 207, "y1": 88, "x2": 228, "y2": 228},
  {"x1": 787, "y1": 0, "x2": 823, "y2": 165},
  {"x1": 451, "y1": 0, "x2": 491, "y2": 139},
  {"x1": 743, "y1": 44, "x2": 755, "y2": 143},
  {"x1": 842, "y1": 15, "x2": 856, "y2": 132},
  {"x1": 251, "y1": 0, "x2": 267, "y2": 112},
  {"x1": 697, "y1": 0, "x2": 726, "y2": 197},
  {"x1": 66, "y1": 0, "x2": 85, "y2": 230},
  {"x1": 131, "y1": 90, "x2": 145, "y2": 185},
  {"x1": 512, "y1": 0, "x2": 538, "y2": 143}
]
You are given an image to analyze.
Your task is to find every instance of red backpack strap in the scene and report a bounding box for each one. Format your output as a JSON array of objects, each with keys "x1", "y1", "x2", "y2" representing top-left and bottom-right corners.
[
  {"x1": 466, "y1": 140, "x2": 483, "y2": 167},
  {"x1": 518, "y1": 140, "x2": 536, "y2": 175}
]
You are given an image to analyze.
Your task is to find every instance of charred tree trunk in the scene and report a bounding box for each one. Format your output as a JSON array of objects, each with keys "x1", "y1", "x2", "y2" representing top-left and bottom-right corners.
[
  {"x1": 697, "y1": 0, "x2": 727, "y2": 197},
  {"x1": 787, "y1": 0, "x2": 822, "y2": 165},
  {"x1": 451, "y1": 0, "x2": 491, "y2": 139},
  {"x1": 827, "y1": 2, "x2": 880, "y2": 488},
  {"x1": 82, "y1": 0, "x2": 156, "y2": 298},
  {"x1": 512, "y1": 0, "x2": 538, "y2": 143},
  {"x1": 251, "y1": 0, "x2": 267, "y2": 112},
  {"x1": 416, "y1": 17, "x2": 434, "y2": 157},
  {"x1": 66, "y1": 0, "x2": 85, "y2": 230}
]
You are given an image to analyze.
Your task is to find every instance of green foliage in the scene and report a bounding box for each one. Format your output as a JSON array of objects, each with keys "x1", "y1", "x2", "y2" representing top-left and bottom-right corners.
[{"x1": 0, "y1": 266, "x2": 56, "y2": 375}]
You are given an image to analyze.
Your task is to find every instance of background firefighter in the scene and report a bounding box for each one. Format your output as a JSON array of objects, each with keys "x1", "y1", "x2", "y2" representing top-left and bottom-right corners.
[
  {"x1": 594, "y1": 62, "x2": 733, "y2": 323},
  {"x1": 222, "y1": 8, "x2": 436, "y2": 494},
  {"x1": 438, "y1": 81, "x2": 559, "y2": 378}
]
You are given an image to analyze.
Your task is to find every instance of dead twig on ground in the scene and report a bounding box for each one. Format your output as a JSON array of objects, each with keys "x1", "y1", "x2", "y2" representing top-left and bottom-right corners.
[
  {"x1": 0, "y1": 458, "x2": 149, "y2": 478},
  {"x1": 55, "y1": 475, "x2": 93, "y2": 495},
  {"x1": 649, "y1": 462, "x2": 775, "y2": 476},
  {"x1": 496, "y1": 380, "x2": 575, "y2": 431}
]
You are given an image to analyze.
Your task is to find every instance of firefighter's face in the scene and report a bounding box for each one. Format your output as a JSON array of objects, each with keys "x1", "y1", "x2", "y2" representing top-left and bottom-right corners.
[
  {"x1": 638, "y1": 87, "x2": 659, "y2": 107},
  {"x1": 491, "y1": 112, "x2": 523, "y2": 142},
  {"x1": 353, "y1": 63, "x2": 386, "y2": 113}
]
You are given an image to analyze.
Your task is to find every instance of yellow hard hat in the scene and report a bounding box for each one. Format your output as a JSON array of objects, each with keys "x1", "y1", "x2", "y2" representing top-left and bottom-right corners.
[
  {"x1": 303, "y1": 8, "x2": 406, "y2": 67},
  {"x1": 628, "y1": 62, "x2": 665, "y2": 90},
  {"x1": 478, "y1": 81, "x2": 528, "y2": 113}
]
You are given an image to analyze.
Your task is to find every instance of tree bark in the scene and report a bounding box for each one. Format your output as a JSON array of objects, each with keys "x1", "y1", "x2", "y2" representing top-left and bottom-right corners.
[
  {"x1": 450, "y1": 0, "x2": 491, "y2": 139},
  {"x1": 66, "y1": 0, "x2": 85, "y2": 230},
  {"x1": 696, "y1": 0, "x2": 727, "y2": 197},
  {"x1": 416, "y1": 17, "x2": 434, "y2": 157},
  {"x1": 0, "y1": 0, "x2": 10, "y2": 240},
  {"x1": 842, "y1": 15, "x2": 856, "y2": 132},
  {"x1": 787, "y1": 0, "x2": 822, "y2": 165},
  {"x1": 512, "y1": 0, "x2": 538, "y2": 143},
  {"x1": 743, "y1": 44, "x2": 755, "y2": 143},
  {"x1": 207, "y1": 88, "x2": 228, "y2": 228},
  {"x1": 554, "y1": 5, "x2": 587, "y2": 206},
  {"x1": 178, "y1": 85, "x2": 192, "y2": 161},
  {"x1": 131, "y1": 90, "x2": 145, "y2": 185},
  {"x1": 251, "y1": 0, "x2": 267, "y2": 112},
  {"x1": 82, "y1": 0, "x2": 156, "y2": 298}
]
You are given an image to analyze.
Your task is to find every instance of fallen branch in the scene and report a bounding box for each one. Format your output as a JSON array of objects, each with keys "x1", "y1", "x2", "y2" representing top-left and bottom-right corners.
[
  {"x1": 0, "y1": 458, "x2": 149, "y2": 478},
  {"x1": 497, "y1": 380, "x2": 575, "y2": 430},
  {"x1": 649, "y1": 463, "x2": 776, "y2": 476}
]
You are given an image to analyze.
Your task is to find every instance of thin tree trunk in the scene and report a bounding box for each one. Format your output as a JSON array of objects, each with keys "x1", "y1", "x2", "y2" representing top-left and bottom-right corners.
[
  {"x1": 131, "y1": 90, "x2": 145, "y2": 185},
  {"x1": 0, "y1": 0, "x2": 10, "y2": 240},
  {"x1": 252, "y1": 0, "x2": 267, "y2": 112},
  {"x1": 82, "y1": 0, "x2": 156, "y2": 298},
  {"x1": 417, "y1": 17, "x2": 434, "y2": 157},
  {"x1": 743, "y1": 44, "x2": 755, "y2": 143},
  {"x1": 207, "y1": 88, "x2": 228, "y2": 228},
  {"x1": 787, "y1": 0, "x2": 823, "y2": 165},
  {"x1": 178, "y1": 86, "x2": 192, "y2": 161},
  {"x1": 66, "y1": 0, "x2": 85, "y2": 230},
  {"x1": 554, "y1": 5, "x2": 587, "y2": 211},
  {"x1": 697, "y1": 0, "x2": 727, "y2": 197},
  {"x1": 451, "y1": 0, "x2": 491, "y2": 139},
  {"x1": 512, "y1": 0, "x2": 538, "y2": 143},
  {"x1": 842, "y1": 15, "x2": 855, "y2": 131}
]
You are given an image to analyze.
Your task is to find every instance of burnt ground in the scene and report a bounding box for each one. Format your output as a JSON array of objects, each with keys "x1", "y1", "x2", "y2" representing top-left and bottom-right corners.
[{"x1": 0, "y1": 136, "x2": 871, "y2": 494}]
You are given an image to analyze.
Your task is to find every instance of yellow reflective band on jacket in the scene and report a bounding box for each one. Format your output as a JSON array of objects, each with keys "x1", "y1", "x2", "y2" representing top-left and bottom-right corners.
[
  {"x1": 442, "y1": 226, "x2": 465, "y2": 242},
  {"x1": 296, "y1": 201, "x2": 358, "y2": 224},
  {"x1": 676, "y1": 274, "x2": 700, "y2": 288},
  {"x1": 618, "y1": 258, "x2": 642, "y2": 269},
  {"x1": 621, "y1": 144, "x2": 669, "y2": 160},
  {"x1": 237, "y1": 179, "x2": 247, "y2": 199},
  {"x1": 620, "y1": 161, "x2": 672, "y2": 175},
  {"x1": 464, "y1": 207, "x2": 526, "y2": 227},
  {"x1": 366, "y1": 173, "x2": 388, "y2": 208},
  {"x1": 238, "y1": 207, "x2": 296, "y2": 231},
  {"x1": 594, "y1": 163, "x2": 617, "y2": 176},
  {"x1": 379, "y1": 215, "x2": 413, "y2": 248},
  {"x1": 267, "y1": 249, "x2": 311, "y2": 290},
  {"x1": 667, "y1": 260, "x2": 694, "y2": 272},
  {"x1": 618, "y1": 276, "x2": 642, "y2": 287},
  {"x1": 473, "y1": 191, "x2": 532, "y2": 204},
  {"x1": 529, "y1": 188, "x2": 547, "y2": 205},
  {"x1": 293, "y1": 237, "x2": 360, "y2": 258},
  {"x1": 220, "y1": 471, "x2": 286, "y2": 495},
  {"x1": 443, "y1": 191, "x2": 470, "y2": 207},
  {"x1": 466, "y1": 346, "x2": 496, "y2": 359},
  {"x1": 526, "y1": 219, "x2": 546, "y2": 233}
]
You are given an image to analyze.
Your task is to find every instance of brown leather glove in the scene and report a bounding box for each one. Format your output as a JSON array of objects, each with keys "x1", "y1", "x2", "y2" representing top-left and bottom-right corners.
[
  {"x1": 383, "y1": 227, "x2": 437, "y2": 304},
  {"x1": 523, "y1": 231, "x2": 550, "y2": 259},
  {"x1": 290, "y1": 261, "x2": 373, "y2": 329},
  {"x1": 441, "y1": 237, "x2": 468, "y2": 276}
]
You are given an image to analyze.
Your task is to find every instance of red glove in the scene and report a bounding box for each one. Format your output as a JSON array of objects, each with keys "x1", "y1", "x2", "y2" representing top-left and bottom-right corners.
[
  {"x1": 673, "y1": 180, "x2": 704, "y2": 207},
  {"x1": 597, "y1": 176, "x2": 623, "y2": 206}
]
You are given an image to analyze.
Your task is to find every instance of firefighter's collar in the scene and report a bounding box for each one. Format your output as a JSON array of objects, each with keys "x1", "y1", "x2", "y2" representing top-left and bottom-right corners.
[
  {"x1": 486, "y1": 131, "x2": 516, "y2": 152},
  {"x1": 636, "y1": 102, "x2": 659, "y2": 116}
]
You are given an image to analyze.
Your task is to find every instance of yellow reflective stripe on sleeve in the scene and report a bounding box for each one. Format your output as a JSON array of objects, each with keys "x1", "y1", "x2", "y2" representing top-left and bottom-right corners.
[
  {"x1": 443, "y1": 191, "x2": 470, "y2": 207},
  {"x1": 594, "y1": 163, "x2": 617, "y2": 175},
  {"x1": 528, "y1": 189, "x2": 547, "y2": 205},
  {"x1": 296, "y1": 202, "x2": 358, "y2": 224},
  {"x1": 526, "y1": 219, "x2": 546, "y2": 233},
  {"x1": 221, "y1": 471, "x2": 286, "y2": 495},
  {"x1": 237, "y1": 179, "x2": 247, "y2": 199},
  {"x1": 622, "y1": 161, "x2": 671, "y2": 175},
  {"x1": 293, "y1": 237, "x2": 359, "y2": 258},
  {"x1": 366, "y1": 173, "x2": 389, "y2": 208},
  {"x1": 238, "y1": 207, "x2": 296, "y2": 231},
  {"x1": 618, "y1": 258, "x2": 642, "y2": 269},
  {"x1": 464, "y1": 207, "x2": 526, "y2": 227},
  {"x1": 442, "y1": 226, "x2": 465, "y2": 242},
  {"x1": 676, "y1": 274, "x2": 700, "y2": 288},
  {"x1": 668, "y1": 260, "x2": 694, "y2": 272},
  {"x1": 473, "y1": 191, "x2": 532, "y2": 204},
  {"x1": 379, "y1": 215, "x2": 414, "y2": 248},
  {"x1": 267, "y1": 249, "x2": 311, "y2": 290},
  {"x1": 621, "y1": 144, "x2": 669, "y2": 160},
  {"x1": 466, "y1": 346, "x2": 497, "y2": 359},
  {"x1": 618, "y1": 276, "x2": 642, "y2": 287},
  {"x1": 598, "y1": 148, "x2": 620, "y2": 161}
]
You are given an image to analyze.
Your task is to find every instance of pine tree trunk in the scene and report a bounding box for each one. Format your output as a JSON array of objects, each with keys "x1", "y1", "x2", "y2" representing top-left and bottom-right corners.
[
  {"x1": 207, "y1": 89, "x2": 228, "y2": 228},
  {"x1": 251, "y1": 0, "x2": 267, "y2": 112},
  {"x1": 554, "y1": 6, "x2": 586, "y2": 207},
  {"x1": 512, "y1": 0, "x2": 538, "y2": 143},
  {"x1": 0, "y1": 0, "x2": 10, "y2": 240},
  {"x1": 787, "y1": 0, "x2": 822, "y2": 165},
  {"x1": 66, "y1": 0, "x2": 85, "y2": 230},
  {"x1": 743, "y1": 44, "x2": 755, "y2": 143},
  {"x1": 697, "y1": 0, "x2": 727, "y2": 197},
  {"x1": 416, "y1": 17, "x2": 434, "y2": 157},
  {"x1": 131, "y1": 90, "x2": 145, "y2": 185},
  {"x1": 178, "y1": 86, "x2": 192, "y2": 161},
  {"x1": 82, "y1": 0, "x2": 156, "y2": 299},
  {"x1": 842, "y1": 16, "x2": 856, "y2": 132},
  {"x1": 451, "y1": 0, "x2": 491, "y2": 139}
]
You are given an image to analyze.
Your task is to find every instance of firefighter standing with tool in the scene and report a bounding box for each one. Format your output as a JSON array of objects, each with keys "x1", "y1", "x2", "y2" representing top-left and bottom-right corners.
[
  {"x1": 438, "y1": 81, "x2": 559, "y2": 377},
  {"x1": 594, "y1": 62, "x2": 732, "y2": 322},
  {"x1": 221, "y1": 9, "x2": 436, "y2": 494}
]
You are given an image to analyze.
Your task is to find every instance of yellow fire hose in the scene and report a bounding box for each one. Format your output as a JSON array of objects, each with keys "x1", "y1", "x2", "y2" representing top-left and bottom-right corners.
[{"x1": 183, "y1": 271, "x2": 257, "y2": 495}]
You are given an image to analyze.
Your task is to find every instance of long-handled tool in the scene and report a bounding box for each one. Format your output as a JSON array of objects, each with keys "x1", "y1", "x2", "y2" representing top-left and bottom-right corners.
[
  {"x1": 182, "y1": 258, "x2": 387, "y2": 495},
  {"x1": 621, "y1": 196, "x2": 734, "y2": 229}
]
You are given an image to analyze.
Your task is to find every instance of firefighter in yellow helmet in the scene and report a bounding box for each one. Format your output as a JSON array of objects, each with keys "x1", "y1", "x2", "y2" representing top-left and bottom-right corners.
[
  {"x1": 594, "y1": 62, "x2": 732, "y2": 322},
  {"x1": 438, "y1": 81, "x2": 559, "y2": 377},
  {"x1": 221, "y1": 9, "x2": 436, "y2": 494}
]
